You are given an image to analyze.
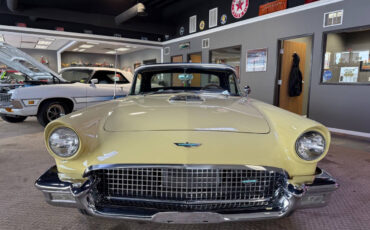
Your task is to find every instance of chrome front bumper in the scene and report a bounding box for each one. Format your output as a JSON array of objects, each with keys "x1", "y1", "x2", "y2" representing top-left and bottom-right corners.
[{"x1": 35, "y1": 166, "x2": 338, "y2": 224}]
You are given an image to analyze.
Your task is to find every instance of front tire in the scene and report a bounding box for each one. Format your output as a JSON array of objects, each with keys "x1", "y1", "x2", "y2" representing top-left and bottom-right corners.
[
  {"x1": 37, "y1": 101, "x2": 68, "y2": 127},
  {"x1": 0, "y1": 114, "x2": 27, "y2": 123}
]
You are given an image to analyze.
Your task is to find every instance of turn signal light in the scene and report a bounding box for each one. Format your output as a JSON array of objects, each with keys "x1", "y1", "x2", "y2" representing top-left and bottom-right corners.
[{"x1": 5, "y1": 108, "x2": 13, "y2": 112}]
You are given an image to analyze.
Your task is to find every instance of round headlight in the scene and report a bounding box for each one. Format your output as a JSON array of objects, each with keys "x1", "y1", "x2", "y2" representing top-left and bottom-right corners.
[
  {"x1": 295, "y1": 131, "x2": 326, "y2": 161},
  {"x1": 49, "y1": 127, "x2": 79, "y2": 158}
]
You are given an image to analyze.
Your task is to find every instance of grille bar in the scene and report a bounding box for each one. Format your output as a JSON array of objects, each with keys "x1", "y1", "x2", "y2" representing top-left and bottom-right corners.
[{"x1": 92, "y1": 166, "x2": 286, "y2": 211}]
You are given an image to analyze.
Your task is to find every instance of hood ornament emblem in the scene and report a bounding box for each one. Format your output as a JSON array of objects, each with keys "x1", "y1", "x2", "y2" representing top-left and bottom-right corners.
[{"x1": 174, "y1": 142, "x2": 201, "y2": 148}]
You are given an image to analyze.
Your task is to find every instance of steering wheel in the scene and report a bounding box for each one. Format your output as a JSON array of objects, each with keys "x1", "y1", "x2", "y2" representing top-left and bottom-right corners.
[{"x1": 201, "y1": 84, "x2": 223, "y2": 90}]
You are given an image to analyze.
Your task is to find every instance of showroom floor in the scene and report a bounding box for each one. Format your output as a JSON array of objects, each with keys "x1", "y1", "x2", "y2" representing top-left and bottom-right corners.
[{"x1": 0, "y1": 118, "x2": 369, "y2": 230}]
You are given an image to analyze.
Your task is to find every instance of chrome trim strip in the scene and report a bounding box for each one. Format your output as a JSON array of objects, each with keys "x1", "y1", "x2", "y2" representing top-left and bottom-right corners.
[{"x1": 83, "y1": 164, "x2": 287, "y2": 177}]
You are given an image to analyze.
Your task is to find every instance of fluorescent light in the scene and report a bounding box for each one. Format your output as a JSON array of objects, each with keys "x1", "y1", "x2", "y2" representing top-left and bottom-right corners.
[
  {"x1": 106, "y1": 51, "x2": 116, "y2": 54},
  {"x1": 116, "y1": 48, "x2": 129, "y2": 52},
  {"x1": 79, "y1": 44, "x2": 94, "y2": 49},
  {"x1": 37, "y1": 40, "x2": 52, "y2": 45},
  {"x1": 35, "y1": 45, "x2": 48, "y2": 49},
  {"x1": 72, "y1": 48, "x2": 79, "y2": 51},
  {"x1": 78, "y1": 49, "x2": 86, "y2": 52},
  {"x1": 0, "y1": 36, "x2": 4, "y2": 42}
]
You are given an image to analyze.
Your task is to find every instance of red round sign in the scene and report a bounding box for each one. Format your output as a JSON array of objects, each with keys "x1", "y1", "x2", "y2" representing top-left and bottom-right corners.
[{"x1": 231, "y1": 0, "x2": 249, "y2": 19}]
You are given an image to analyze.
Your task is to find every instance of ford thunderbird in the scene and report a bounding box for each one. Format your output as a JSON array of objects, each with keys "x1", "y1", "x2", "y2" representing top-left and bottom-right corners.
[{"x1": 35, "y1": 63, "x2": 338, "y2": 224}]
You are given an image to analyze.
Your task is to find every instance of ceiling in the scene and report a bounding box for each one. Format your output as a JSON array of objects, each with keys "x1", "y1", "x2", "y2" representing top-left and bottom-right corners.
[
  {"x1": 65, "y1": 41, "x2": 145, "y2": 55},
  {"x1": 0, "y1": 33, "x2": 70, "y2": 50}
]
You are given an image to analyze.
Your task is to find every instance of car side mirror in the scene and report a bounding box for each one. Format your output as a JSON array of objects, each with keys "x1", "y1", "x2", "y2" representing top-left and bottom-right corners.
[
  {"x1": 244, "y1": 85, "x2": 251, "y2": 96},
  {"x1": 90, "y1": 78, "x2": 98, "y2": 86}
]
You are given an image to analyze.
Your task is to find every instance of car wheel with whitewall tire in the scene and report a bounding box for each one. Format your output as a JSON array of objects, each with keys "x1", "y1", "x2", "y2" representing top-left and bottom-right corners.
[
  {"x1": 0, "y1": 114, "x2": 27, "y2": 123},
  {"x1": 37, "y1": 101, "x2": 69, "y2": 127}
]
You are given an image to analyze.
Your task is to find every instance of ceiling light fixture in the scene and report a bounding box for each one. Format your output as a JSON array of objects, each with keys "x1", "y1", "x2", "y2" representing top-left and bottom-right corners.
[
  {"x1": 37, "y1": 40, "x2": 52, "y2": 45},
  {"x1": 87, "y1": 41, "x2": 99, "y2": 45},
  {"x1": 115, "y1": 48, "x2": 129, "y2": 52},
  {"x1": 78, "y1": 49, "x2": 86, "y2": 52},
  {"x1": 35, "y1": 45, "x2": 48, "y2": 49},
  {"x1": 79, "y1": 44, "x2": 94, "y2": 49},
  {"x1": 0, "y1": 36, "x2": 4, "y2": 42},
  {"x1": 106, "y1": 51, "x2": 116, "y2": 54},
  {"x1": 44, "y1": 37, "x2": 55, "y2": 41},
  {"x1": 72, "y1": 48, "x2": 79, "y2": 51}
]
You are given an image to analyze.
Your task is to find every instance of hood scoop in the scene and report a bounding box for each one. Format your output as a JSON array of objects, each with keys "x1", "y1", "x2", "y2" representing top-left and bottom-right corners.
[{"x1": 169, "y1": 94, "x2": 204, "y2": 103}]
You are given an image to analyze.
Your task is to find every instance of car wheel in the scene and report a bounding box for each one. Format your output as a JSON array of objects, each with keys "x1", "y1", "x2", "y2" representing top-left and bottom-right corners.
[
  {"x1": 0, "y1": 114, "x2": 27, "y2": 123},
  {"x1": 37, "y1": 101, "x2": 68, "y2": 127}
]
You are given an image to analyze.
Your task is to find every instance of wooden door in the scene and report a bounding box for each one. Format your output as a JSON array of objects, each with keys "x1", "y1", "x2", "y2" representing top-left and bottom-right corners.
[
  {"x1": 279, "y1": 40, "x2": 306, "y2": 115},
  {"x1": 188, "y1": 53, "x2": 202, "y2": 86},
  {"x1": 171, "y1": 55, "x2": 183, "y2": 63}
]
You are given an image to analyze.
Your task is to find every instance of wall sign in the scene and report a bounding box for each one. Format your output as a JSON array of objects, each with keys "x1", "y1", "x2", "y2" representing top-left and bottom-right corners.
[
  {"x1": 231, "y1": 0, "x2": 249, "y2": 19},
  {"x1": 339, "y1": 67, "x2": 359, "y2": 83},
  {"x1": 179, "y1": 42, "x2": 190, "y2": 49},
  {"x1": 199, "y1": 20, "x2": 205, "y2": 30},
  {"x1": 259, "y1": 0, "x2": 287, "y2": 16},
  {"x1": 220, "y1": 14, "x2": 227, "y2": 25},
  {"x1": 323, "y1": 10, "x2": 343, "y2": 28},
  {"x1": 246, "y1": 48, "x2": 268, "y2": 72}
]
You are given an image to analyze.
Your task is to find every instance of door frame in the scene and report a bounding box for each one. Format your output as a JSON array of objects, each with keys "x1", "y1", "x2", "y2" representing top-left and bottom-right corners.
[{"x1": 274, "y1": 33, "x2": 315, "y2": 116}]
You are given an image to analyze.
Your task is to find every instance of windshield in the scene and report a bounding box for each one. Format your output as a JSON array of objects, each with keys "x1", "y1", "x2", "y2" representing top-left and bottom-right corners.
[
  {"x1": 132, "y1": 68, "x2": 240, "y2": 96},
  {"x1": 61, "y1": 69, "x2": 93, "y2": 83}
]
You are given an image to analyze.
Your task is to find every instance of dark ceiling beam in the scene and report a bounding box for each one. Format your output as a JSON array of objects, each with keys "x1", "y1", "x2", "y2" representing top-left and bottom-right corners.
[{"x1": 0, "y1": 6, "x2": 174, "y2": 36}]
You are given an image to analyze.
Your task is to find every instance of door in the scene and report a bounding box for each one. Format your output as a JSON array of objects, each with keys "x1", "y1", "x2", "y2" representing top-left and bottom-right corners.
[
  {"x1": 278, "y1": 40, "x2": 307, "y2": 115},
  {"x1": 171, "y1": 55, "x2": 183, "y2": 63},
  {"x1": 187, "y1": 53, "x2": 202, "y2": 87}
]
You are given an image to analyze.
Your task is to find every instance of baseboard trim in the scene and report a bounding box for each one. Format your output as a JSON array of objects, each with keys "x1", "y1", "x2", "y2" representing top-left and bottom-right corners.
[{"x1": 328, "y1": 128, "x2": 370, "y2": 139}]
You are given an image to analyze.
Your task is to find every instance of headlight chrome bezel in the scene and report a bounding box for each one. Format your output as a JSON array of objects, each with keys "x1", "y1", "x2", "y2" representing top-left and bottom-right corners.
[
  {"x1": 48, "y1": 126, "x2": 80, "y2": 159},
  {"x1": 295, "y1": 131, "x2": 326, "y2": 161}
]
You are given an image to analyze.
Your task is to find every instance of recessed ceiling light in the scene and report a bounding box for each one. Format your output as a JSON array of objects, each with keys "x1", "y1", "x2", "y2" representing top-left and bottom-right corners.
[
  {"x1": 35, "y1": 45, "x2": 48, "y2": 49},
  {"x1": 79, "y1": 49, "x2": 86, "y2": 52},
  {"x1": 116, "y1": 48, "x2": 129, "y2": 51},
  {"x1": 72, "y1": 48, "x2": 79, "y2": 51},
  {"x1": 79, "y1": 44, "x2": 94, "y2": 49},
  {"x1": 106, "y1": 51, "x2": 116, "y2": 54},
  {"x1": 37, "y1": 40, "x2": 52, "y2": 45}
]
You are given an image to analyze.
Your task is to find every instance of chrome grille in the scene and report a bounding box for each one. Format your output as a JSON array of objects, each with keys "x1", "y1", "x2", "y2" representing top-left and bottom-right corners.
[
  {"x1": 92, "y1": 166, "x2": 286, "y2": 211},
  {"x1": 0, "y1": 93, "x2": 11, "y2": 102},
  {"x1": 0, "y1": 93, "x2": 11, "y2": 107}
]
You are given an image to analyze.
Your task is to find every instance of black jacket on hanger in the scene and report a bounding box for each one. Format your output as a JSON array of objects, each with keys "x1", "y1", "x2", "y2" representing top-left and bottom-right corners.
[{"x1": 288, "y1": 53, "x2": 303, "y2": 97}]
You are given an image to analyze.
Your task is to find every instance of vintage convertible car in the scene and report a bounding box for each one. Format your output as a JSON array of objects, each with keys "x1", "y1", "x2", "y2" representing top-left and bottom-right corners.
[
  {"x1": 0, "y1": 43, "x2": 132, "y2": 126},
  {"x1": 35, "y1": 63, "x2": 338, "y2": 224}
]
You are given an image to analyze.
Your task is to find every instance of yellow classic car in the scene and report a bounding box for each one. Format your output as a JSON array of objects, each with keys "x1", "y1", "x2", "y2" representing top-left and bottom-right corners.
[{"x1": 35, "y1": 63, "x2": 338, "y2": 224}]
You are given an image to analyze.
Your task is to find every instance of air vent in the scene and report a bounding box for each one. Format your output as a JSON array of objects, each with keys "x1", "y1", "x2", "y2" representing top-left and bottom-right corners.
[
  {"x1": 324, "y1": 10, "x2": 343, "y2": 27},
  {"x1": 189, "y1": 15, "x2": 197, "y2": 34},
  {"x1": 169, "y1": 95, "x2": 204, "y2": 102},
  {"x1": 209, "y1": 8, "x2": 218, "y2": 28},
  {"x1": 164, "y1": 47, "x2": 170, "y2": 55},
  {"x1": 202, "y1": 38, "x2": 209, "y2": 49}
]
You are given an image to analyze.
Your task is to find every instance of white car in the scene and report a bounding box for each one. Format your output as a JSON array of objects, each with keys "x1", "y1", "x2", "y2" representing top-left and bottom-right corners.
[{"x1": 0, "y1": 43, "x2": 133, "y2": 126}]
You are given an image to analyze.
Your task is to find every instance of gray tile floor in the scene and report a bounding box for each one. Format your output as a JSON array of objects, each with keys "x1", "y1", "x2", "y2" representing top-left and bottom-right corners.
[{"x1": 0, "y1": 117, "x2": 369, "y2": 230}]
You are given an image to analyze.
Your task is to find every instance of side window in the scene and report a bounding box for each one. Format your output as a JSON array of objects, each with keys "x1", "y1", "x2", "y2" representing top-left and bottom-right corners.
[
  {"x1": 106, "y1": 72, "x2": 129, "y2": 84},
  {"x1": 134, "y1": 74, "x2": 142, "y2": 94},
  {"x1": 91, "y1": 71, "x2": 114, "y2": 84},
  {"x1": 228, "y1": 74, "x2": 237, "y2": 95}
]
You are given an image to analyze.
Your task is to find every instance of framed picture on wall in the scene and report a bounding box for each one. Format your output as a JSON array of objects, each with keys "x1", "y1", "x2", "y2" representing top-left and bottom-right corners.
[{"x1": 246, "y1": 48, "x2": 268, "y2": 72}]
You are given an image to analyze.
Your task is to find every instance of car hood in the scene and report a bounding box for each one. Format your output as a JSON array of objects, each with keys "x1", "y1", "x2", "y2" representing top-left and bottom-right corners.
[
  {"x1": 104, "y1": 94, "x2": 270, "y2": 134},
  {"x1": 0, "y1": 43, "x2": 64, "y2": 81}
]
